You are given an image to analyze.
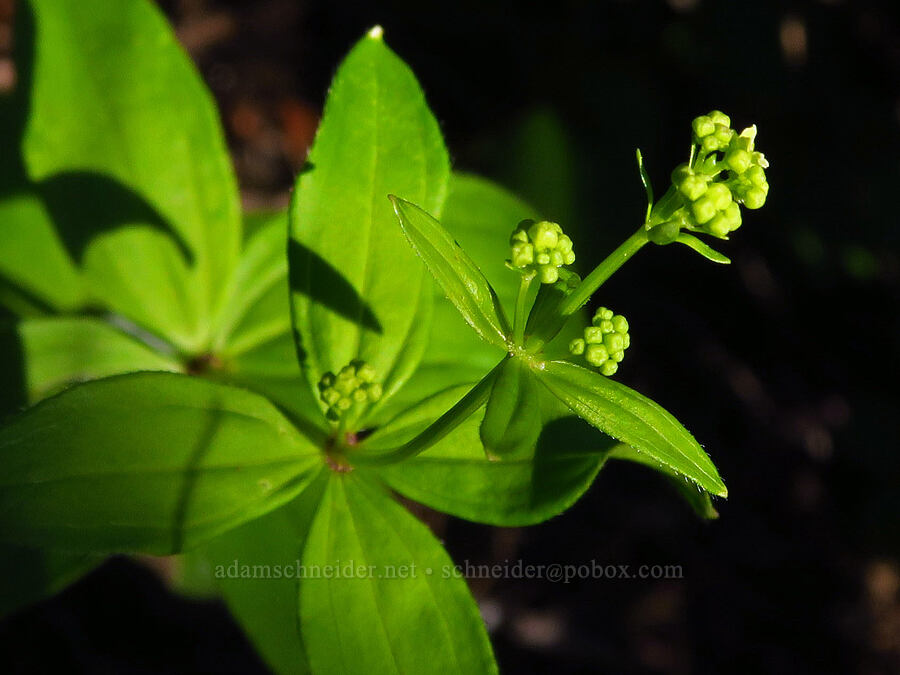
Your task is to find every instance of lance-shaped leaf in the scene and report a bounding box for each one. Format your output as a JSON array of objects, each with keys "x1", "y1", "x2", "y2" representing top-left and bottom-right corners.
[
  {"x1": 0, "y1": 373, "x2": 323, "y2": 554},
  {"x1": 480, "y1": 356, "x2": 542, "y2": 459},
  {"x1": 290, "y1": 28, "x2": 448, "y2": 423},
  {"x1": 390, "y1": 196, "x2": 510, "y2": 349},
  {"x1": 299, "y1": 474, "x2": 497, "y2": 675},
  {"x1": 676, "y1": 232, "x2": 731, "y2": 264},
  {"x1": 364, "y1": 385, "x2": 612, "y2": 526},
  {"x1": 22, "y1": 0, "x2": 242, "y2": 347},
  {"x1": 383, "y1": 173, "x2": 536, "y2": 418},
  {"x1": 538, "y1": 360, "x2": 727, "y2": 497}
]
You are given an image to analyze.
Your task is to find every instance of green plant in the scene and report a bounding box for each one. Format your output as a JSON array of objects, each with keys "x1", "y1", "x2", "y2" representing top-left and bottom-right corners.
[{"x1": 0, "y1": 2, "x2": 768, "y2": 673}]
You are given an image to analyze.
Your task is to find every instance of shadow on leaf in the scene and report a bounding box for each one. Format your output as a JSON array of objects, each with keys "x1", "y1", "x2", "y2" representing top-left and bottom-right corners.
[
  {"x1": 37, "y1": 171, "x2": 192, "y2": 264},
  {"x1": 287, "y1": 238, "x2": 382, "y2": 333}
]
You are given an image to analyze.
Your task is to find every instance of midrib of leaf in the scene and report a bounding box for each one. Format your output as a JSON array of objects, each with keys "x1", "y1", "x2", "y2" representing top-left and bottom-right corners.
[
  {"x1": 340, "y1": 478, "x2": 404, "y2": 675},
  {"x1": 352, "y1": 53, "x2": 381, "y2": 362},
  {"x1": 352, "y1": 478, "x2": 469, "y2": 674},
  {"x1": 539, "y1": 365, "x2": 721, "y2": 491}
]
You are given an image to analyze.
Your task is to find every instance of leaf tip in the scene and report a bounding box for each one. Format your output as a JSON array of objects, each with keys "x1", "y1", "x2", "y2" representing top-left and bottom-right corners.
[{"x1": 367, "y1": 25, "x2": 384, "y2": 40}]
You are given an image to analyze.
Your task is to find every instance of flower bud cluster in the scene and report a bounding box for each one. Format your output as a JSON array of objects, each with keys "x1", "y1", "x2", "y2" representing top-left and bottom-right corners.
[
  {"x1": 651, "y1": 111, "x2": 769, "y2": 242},
  {"x1": 317, "y1": 360, "x2": 382, "y2": 421},
  {"x1": 568, "y1": 306, "x2": 630, "y2": 376},
  {"x1": 508, "y1": 219, "x2": 575, "y2": 284}
]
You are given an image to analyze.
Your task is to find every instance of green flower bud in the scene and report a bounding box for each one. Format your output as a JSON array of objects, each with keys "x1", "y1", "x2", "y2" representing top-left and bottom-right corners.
[
  {"x1": 507, "y1": 219, "x2": 577, "y2": 284},
  {"x1": 725, "y1": 147, "x2": 752, "y2": 174},
  {"x1": 604, "y1": 332, "x2": 625, "y2": 352},
  {"x1": 529, "y1": 221, "x2": 559, "y2": 251},
  {"x1": 539, "y1": 265, "x2": 559, "y2": 284},
  {"x1": 317, "y1": 360, "x2": 382, "y2": 421},
  {"x1": 570, "y1": 306, "x2": 631, "y2": 375},
  {"x1": 692, "y1": 115, "x2": 716, "y2": 139},
  {"x1": 584, "y1": 326, "x2": 603, "y2": 344},
  {"x1": 600, "y1": 360, "x2": 619, "y2": 376},
  {"x1": 707, "y1": 110, "x2": 731, "y2": 128},
  {"x1": 586, "y1": 344, "x2": 609, "y2": 367},
  {"x1": 692, "y1": 196, "x2": 718, "y2": 225},
  {"x1": 742, "y1": 187, "x2": 767, "y2": 209}
]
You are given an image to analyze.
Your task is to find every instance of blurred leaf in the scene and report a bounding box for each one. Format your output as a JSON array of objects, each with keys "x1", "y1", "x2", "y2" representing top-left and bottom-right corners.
[
  {"x1": 366, "y1": 385, "x2": 611, "y2": 526},
  {"x1": 6, "y1": 316, "x2": 180, "y2": 404},
  {"x1": 0, "y1": 192, "x2": 86, "y2": 314},
  {"x1": 539, "y1": 360, "x2": 728, "y2": 496},
  {"x1": 299, "y1": 474, "x2": 497, "y2": 674},
  {"x1": 0, "y1": 373, "x2": 322, "y2": 554},
  {"x1": 290, "y1": 29, "x2": 448, "y2": 426},
  {"x1": 22, "y1": 0, "x2": 241, "y2": 347},
  {"x1": 204, "y1": 471, "x2": 329, "y2": 675}
]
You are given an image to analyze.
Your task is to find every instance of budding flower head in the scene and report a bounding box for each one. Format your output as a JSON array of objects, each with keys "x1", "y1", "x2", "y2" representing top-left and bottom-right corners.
[
  {"x1": 507, "y1": 219, "x2": 576, "y2": 284},
  {"x1": 651, "y1": 111, "x2": 769, "y2": 242},
  {"x1": 317, "y1": 360, "x2": 382, "y2": 421},
  {"x1": 568, "y1": 306, "x2": 630, "y2": 376}
]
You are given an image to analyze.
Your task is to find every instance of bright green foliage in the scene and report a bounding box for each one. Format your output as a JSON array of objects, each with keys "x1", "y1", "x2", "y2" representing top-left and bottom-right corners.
[
  {"x1": 0, "y1": 373, "x2": 323, "y2": 554},
  {"x1": 290, "y1": 27, "x2": 449, "y2": 429},
  {"x1": 298, "y1": 475, "x2": 497, "y2": 675},
  {"x1": 0, "y1": 3, "x2": 771, "y2": 671},
  {"x1": 20, "y1": 0, "x2": 242, "y2": 350},
  {"x1": 507, "y1": 218, "x2": 576, "y2": 284},
  {"x1": 648, "y1": 110, "x2": 769, "y2": 244},
  {"x1": 317, "y1": 360, "x2": 383, "y2": 421},
  {"x1": 568, "y1": 306, "x2": 631, "y2": 375},
  {"x1": 538, "y1": 361, "x2": 727, "y2": 496}
]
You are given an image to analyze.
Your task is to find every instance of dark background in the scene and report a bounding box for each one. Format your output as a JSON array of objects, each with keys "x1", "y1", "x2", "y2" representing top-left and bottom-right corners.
[{"x1": 2, "y1": 0, "x2": 899, "y2": 673}]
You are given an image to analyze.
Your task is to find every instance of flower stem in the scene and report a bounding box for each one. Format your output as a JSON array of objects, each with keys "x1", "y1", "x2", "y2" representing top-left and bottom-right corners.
[
  {"x1": 513, "y1": 274, "x2": 533, "y2": 346},
  {"x1": 558, "y1": 226, "x2": 649, "y2": 317}
]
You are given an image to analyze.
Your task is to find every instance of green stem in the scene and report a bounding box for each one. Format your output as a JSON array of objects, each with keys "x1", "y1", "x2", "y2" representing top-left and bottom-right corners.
[
  {"x1": 513, "y1": 274, "x2": 532, "y2": 346},
  {"x1": 558, "y1": 226, "x2": 649, "y2": 317},
  {"x1": 351, "y1": 362, "x2": 501, "y2": 466}
]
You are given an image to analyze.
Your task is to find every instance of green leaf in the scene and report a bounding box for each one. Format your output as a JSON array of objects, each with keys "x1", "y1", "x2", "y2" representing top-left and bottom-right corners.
[
  {"x1": 608, "y1": 444, "x2": 719, "y2": 519},
  {"x1": 366, "y1": 385, "x2": 612, "y2": 526},
  {"x1": 5, "y1": 316, "x2": 180, "y2": 404},
  {"x1": 538, "y1": 360, "x2": 728, "y2": 496},
  {"x1": 390, "y1": 196, "x2": 509, "y2": 349},
  {"x1": 205, "y1": 472, "x2": 329, "y2": 675},
  {"x1": 200, "y1": 210, "x2": 327, "y2": 436},
  {"x1": 0, "y1": 192, "x2": 86, "y2": 314},
  {"x1": 676, "y1": 232, "x2": 731, "y2": 264},
  {"x1": 290, "y1": 28, "x2": 449, "y2": 422},
  {"x1": 22, "y1": 0, "x2": 242, "y2": 346},
  {"x1": 480, "y1": 357, "x2": 542, "y2": 459},
  {"x1": 0, "y1": 372, "x2": 323, "y2": 554},
  {"x1": 214, "y1": 211, "x2": 289, "y2": 356},
  {"x1": 299, "y1": 473, "x2": 497, "y2": 675},
  {"x1": 636, "y1": 148, "x2": 654, "y2": 224},
  {"x1": 383, "y1": 173, "x2": 537, "y2": 416}
]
